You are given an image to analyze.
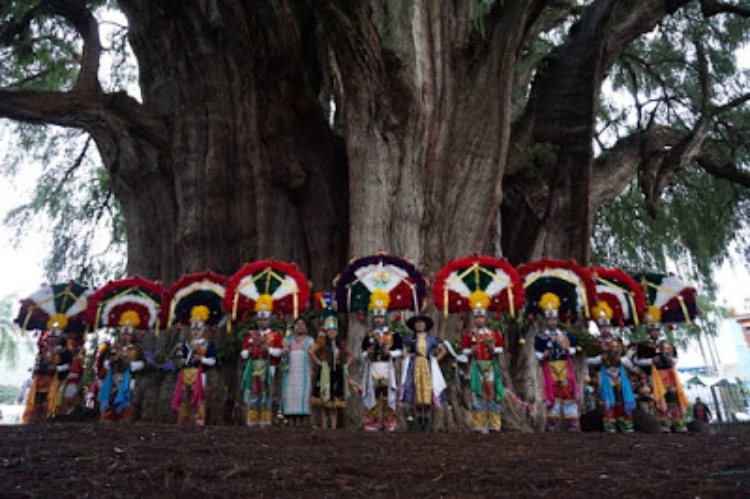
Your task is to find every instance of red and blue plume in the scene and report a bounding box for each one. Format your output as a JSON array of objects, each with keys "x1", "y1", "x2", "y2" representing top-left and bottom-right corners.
[
  {"x1": 315, "y1": 292, "x2": 337, "y2": 318},
  {"x1": 334, "y1": 253, "x2": 427, "y2": 313}
]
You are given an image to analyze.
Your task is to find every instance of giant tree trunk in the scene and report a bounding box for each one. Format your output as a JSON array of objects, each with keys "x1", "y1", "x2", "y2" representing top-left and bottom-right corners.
[
  {"x1": 114, "y1": 1, "x2": 546, "y2": 426},
  {"x1": 114, "y1": 0, "x2": 349, "y2": 286},
  {"x1": 0, "y1": 0, "x2": 704, "y2": 428}
]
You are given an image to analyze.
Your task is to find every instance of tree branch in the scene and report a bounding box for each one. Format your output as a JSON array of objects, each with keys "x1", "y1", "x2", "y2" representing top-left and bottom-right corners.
[
  {"x1": 715, "y1": 92, "x2": 750, "y2": 114},
  {"x1": 697, "y1": 156, "x2": 750, "y2": 188},
  {"x1": 53, "y1": 136, "x2": 91, "y2": 198},
  {"x1": 43, "y1": 0, "x2": 102, "y2": 92},
  {"x1": 0, "y1": 89, "x2": 167, "y2": 150},
  {"x1": 694, "y1": 37, "x2": 711, "y2": 115},
  {"x1": 0, "y1": 89, "x2": 87, "y2": 127}
]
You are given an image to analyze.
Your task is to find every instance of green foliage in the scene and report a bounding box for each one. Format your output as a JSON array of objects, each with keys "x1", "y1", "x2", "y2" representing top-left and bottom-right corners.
[
  {"x1": 1, "y1": 125, "x2": 127, "y2": 284},
  {"x1": 0, "y1": 294, "x2": 19, "y2": 367},
  {"x1": 1, "y1": 3, "x2": 132, "y2": 283},
  {"x1": 592, "y1": 171, "x2": 749, "y2": 297},
  {"x1": 0, "y1": 384, "x2": 20, "y2": 404},
  {"x1": 594, "y1": 4, "x2": 750, "y2": 300},
  {"x1": 0, "y1": 1, "x2": 79, "y2": 91}
]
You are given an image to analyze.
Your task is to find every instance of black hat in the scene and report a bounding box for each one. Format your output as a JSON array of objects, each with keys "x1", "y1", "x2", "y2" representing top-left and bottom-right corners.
[{"x1": 406, "y1": 315, "x2": 434, "y2": 332}]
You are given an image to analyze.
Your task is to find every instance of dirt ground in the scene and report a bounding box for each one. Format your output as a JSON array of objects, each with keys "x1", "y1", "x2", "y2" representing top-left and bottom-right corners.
[{"x1": 1, "y1": 423, "x2": 749, "y2": 498}]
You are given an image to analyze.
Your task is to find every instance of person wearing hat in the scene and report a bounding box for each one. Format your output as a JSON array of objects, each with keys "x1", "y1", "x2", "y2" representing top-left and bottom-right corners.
[
  {"x1": 633, "y1": 307, "x2": 687, "y2": 432},
  {"x1": 585, "y1": 303, "x2": 635, "y2": 433},
  {"x1": 534, "y1": 293, "x2": 580, "y2": 432},
  {"x1": 310, "y1": 315, "x2": 353, "y2": 429},
  {"x1": 460, "y1": 292, "x2": 506, "y2": 433},
  {"x1": 99, "y1": 313, "x2": 146, "y2": 422},
  {"x1": 360, "y1": 290, "x2": 403, "y2": 432},
  {"x1": 399, "y1": 314, "x2": 447, "y2": 432},
  {"x1": 240, "y1": 295, "x2": 284, "y2": 426},
  {"x1": 172, "y1": 306, "x2": 217, "y2": 426}
]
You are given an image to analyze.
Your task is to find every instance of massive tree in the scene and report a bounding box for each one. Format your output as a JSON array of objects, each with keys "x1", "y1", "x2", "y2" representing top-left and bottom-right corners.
[
  {"x1": 1, "y1": 0, "x2": 749, "y2": 283},
  {"x1": 1, "y1": 1, "x2": 749, "y2": 426}
]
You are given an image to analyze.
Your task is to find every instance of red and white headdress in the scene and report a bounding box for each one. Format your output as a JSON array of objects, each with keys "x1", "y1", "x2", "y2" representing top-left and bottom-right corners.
[
  {"x1": 86, "y1": 276, "x2": 163, "y2": 332},
  {"x1": 432, "y1": 255, "x2": 525, "y2": 318},
  {"x1": 224, "y1": 259, "x2": 310, "y2": 321}
]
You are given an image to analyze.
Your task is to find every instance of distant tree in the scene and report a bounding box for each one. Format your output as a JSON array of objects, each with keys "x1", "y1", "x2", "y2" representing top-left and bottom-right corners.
[
  {"x1": 0, "y1": 294, "x2": 19, "y2": 367},
  {"x1": 0, "y1": 384, "x2": 20, "y2": 404}
]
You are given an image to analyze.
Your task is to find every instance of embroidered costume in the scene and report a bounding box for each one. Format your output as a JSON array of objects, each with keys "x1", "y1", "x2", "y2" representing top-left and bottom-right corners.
[
  {"x1": 172, "y1": 306, "x2": 217, "y2": 426},
  {"x1": 400, "y1": 315, "x2": 447, "y2": 432},
  {"x1": 361, "y1": 291, "x2": 403, "y2": 432},
  {"x1": 311, "y1": 311, "x2": 353, "y2": 430},
  {"x1": 15, "y1": 281, "x2": 91, "y2": 422},
  {"x1": 23, "y1": 328, "x2": 72, "y2": 423},
  {"x1": 461, "y1": 296, "x2": 505, "y2": 433},
  {"x1": 225, "y1": 260, "x2": 311, "y2": 427},
  {"x1": 163, "y1": 272, "x2": 227, "y2": 426},
  {"x1": 432, "y1": 255, "x2": 526, "y2": 433},
  {"x1": 633, "y1": 307, "x2": 688, "y2": 432},
  {"x1": 241, "y1": 304, "x2": 284, "y2": 426},
  {"x1": 534, "y1": 293, "x2": 580, "y2": 432},
  {"x1": 586, "y1": 303, "x2": 635, "y2": 433},
  {"x1": 86, "y1": 276, "x2": 164, "y2": 422},
  {"x1": 98, "y1": 321, "x2": 145, "y2": 422}
]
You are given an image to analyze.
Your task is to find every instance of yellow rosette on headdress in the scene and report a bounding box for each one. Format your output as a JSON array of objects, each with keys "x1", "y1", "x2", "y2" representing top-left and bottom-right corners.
[{"x1": 539, "y1": 292, "x2": 561, "y2": 318}]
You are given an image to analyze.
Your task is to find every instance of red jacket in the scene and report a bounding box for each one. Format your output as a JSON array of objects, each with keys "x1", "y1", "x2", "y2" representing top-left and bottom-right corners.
[
  {"x1": 242, "y1": 330, "x2": 284, "y2": 366},
  {"x1": 461, "y1": 329, "x2": 504, "y2": 361}
]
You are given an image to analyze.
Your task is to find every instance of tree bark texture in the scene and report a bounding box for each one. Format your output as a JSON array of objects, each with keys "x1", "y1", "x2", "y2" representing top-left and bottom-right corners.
[{"x1": 2, "y1": 0, "x2": 731, "y2": 428}]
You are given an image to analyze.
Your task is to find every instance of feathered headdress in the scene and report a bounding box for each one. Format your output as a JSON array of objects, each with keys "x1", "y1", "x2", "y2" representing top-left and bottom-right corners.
[
  {"x1": 518, "y1": 259, "x2": 597, "y2": 321},
  {"x1": 334, "y1": 253, "x2": 426, "y2": 314},
  {"x1": 86, "y1": 276, "x2": 163, "y2": 333},
  {"x1": 432, "y1": 255, "x2": 525, "y2": 318},
  {"x1": 161, "y1": 272, "x2": 226, "y2": 329},
  {"x1": 224, "y1": 259, "x2": 310, "y2": 321},
  {"x1": 15, "y1": 281, "x2": 91, "y2": 337},
  {"x1": 633, "y1": 272, "x2": 697, "y2": 325}
]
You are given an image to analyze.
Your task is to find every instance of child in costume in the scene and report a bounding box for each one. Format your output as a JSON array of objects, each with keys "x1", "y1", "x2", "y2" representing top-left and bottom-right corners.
[
  {"x1": 173, "y1": 306, "x2": 217, "y2": 426},
  {"x1": 460, "y1": 294, "x2": 505, "y2": 433},
  {"x1": 633, "y1": 307, "x2": 688, "y2": 432},
  {"x1": 586, "y1": 303, "x2": 635, "y2": 433},
  {"x1": 534, "y1": 293, "x2": 580, "y2": 432},
  {"x1": 311, "y1": 314, "x2": 353, "y2": 429},
  {"x1": 401, "y1": 314, "x2": 447, "y2": 432},
  {"x1": 360, "y1": 290, "x2": 403, "y2": 432},
  {"x1": 240, "y1": 295, "x2": 283, "y2": 427}
]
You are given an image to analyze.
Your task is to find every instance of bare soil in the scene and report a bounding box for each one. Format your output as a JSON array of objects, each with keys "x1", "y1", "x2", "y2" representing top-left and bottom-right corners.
[{"x1": 1, "y1": 423, "x2": 749, "y2": 498}]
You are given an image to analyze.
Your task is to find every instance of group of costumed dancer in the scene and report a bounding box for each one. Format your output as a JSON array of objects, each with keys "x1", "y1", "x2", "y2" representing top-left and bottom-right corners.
[{"x1": 15, "y1": 255, "x2": 697, "y2": 434}]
